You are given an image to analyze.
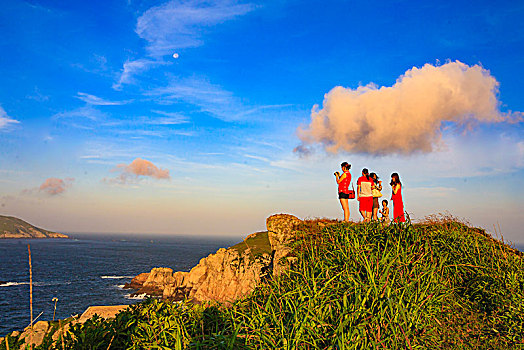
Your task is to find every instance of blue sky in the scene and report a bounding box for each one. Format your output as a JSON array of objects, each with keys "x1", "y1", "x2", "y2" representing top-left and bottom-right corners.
[{"x1": 0, "y1": 0, "x2": 523, "y2": 243}]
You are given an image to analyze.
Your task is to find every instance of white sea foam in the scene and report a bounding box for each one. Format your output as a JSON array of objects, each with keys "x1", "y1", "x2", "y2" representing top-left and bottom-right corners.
[
  {"x1": 124, "y1": 293, "x2": 147, "y2": 300},
  {"x1": 0, "y1": 282, "x2": 29, "y2": 287},
  {"x1": 100, "y1": 275, "x2": 134, "y2": 279},
  {"x1": 115, "y1": 284, "x2": 126, "y2": 289}
]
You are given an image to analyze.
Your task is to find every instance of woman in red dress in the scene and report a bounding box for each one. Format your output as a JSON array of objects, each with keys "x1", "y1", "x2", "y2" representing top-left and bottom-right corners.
[{"x1": 390, "y1": 173, "x2": 406, "y2": 223}]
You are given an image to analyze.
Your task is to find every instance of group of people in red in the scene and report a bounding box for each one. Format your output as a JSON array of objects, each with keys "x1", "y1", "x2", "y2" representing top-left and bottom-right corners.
[{"x1": 334, "y1": 162, "x2": 405, "y2": 223}]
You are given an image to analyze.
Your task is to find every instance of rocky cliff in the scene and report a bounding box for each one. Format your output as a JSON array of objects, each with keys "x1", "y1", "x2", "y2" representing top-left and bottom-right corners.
[
  {"x1": 125, "y1": 213, "x2": 305, "y2": 304},
  {"x1": 0, "y1": 215, "x2": 68, "y2": 239}
]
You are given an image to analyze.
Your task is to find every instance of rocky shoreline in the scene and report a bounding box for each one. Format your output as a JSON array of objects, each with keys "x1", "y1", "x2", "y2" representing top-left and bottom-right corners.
[{"x1": 123, "y1": 213, "x2": 302, "y2": 304}]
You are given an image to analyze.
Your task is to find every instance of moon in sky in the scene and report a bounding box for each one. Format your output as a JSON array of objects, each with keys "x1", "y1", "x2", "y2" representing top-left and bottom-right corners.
[{"x1": 172, "y1": 53, "x2": 179, "y2": 59}]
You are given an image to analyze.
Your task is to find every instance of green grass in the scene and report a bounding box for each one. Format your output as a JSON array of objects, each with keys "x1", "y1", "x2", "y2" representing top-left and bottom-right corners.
[
  {"x1": 2, "y1": 218, "x2": 523, "y2": 349},
  {"x1": 230, "y1": 231, "x2": 272, "y2": 257},
  {"x1": 0, "y1": 215, "x2": 55, "y2": 236}
]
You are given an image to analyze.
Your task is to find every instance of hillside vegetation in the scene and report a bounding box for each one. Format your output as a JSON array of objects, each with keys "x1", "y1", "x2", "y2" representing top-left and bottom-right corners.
[
  {"x1": 0, "y1": 215, "x2": 68, "y2": 238},
  {"x1": 2, "y1": 217, "x2": 523, "y2": 349}
]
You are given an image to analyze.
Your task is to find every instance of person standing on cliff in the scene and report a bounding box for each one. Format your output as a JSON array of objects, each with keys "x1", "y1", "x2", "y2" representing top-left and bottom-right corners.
[
  {"x1": 357, "y1": 168, "x2": 373, "y2": 222},
  {"x1": 334, "y1": 162, "x2": 352, "y2": 222},
  {"x1": 390, "y1": 172, "x2": 406, "y2": 223}
]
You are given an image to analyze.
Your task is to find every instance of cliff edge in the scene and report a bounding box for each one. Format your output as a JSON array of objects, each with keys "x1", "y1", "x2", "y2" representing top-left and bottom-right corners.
[{"x1": 125, "y1": 213, "x2": 308, "y2": 304}]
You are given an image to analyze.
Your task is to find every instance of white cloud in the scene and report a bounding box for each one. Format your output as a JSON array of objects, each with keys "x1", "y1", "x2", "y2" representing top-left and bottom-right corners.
[
  {"x1": 147, "y1": 76, "x2": 244, "y2": 121},
  {"x1": 53, "y1": 105, "x2": 108, "y2": 121},
  {"x1": 136, "y1": 0, "x2": 254, "y2": 56},
  {"x1": 0, "y1": 106, "x2": 20, "y2": 130},
  {"x1": 149, "y1": 110, "x2": 190, "y2": 124},
  {"x1": 26, "y1": 87, "x2": 49, "y2": 102},
  {"x1": 146, "y1": 76, "x2": 294, "y2": 122},
  {"x1": 113, "y1": 59, "x2": 167, "y2": 89},
  {"x1": 244, "y1": 154, "x2": 270, "y2": 162},
  {"x1": 297, "y1": 61, "x2": 522, "y2": 155},
  {"x1": 76, "y1": 92, "x2": 132, "y2": 105},
  {"x1": 114, "y1": 0, "x2": 254, "y2": 88}
]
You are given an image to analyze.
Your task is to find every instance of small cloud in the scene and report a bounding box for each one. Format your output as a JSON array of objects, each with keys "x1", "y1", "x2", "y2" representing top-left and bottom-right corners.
[
  {"x1": 149, "y1": 110, "x2": 190, "y2": 124},
  {"x1": 113, "y1": 59, "x2": 167, "y2": 90},
  {"x1": 39, "y1": 177, "x2": 74, "y2": 195},
  {"x1": 53, "y1": 105, "x2": 107, "y2": 121},
  {"x1": 293, "y1": 144, "x2": 313, "y2": 158},
  {"x1": 76, "y1": 92, "x2": 132, "y2": 106},
  {"x1": 26, "y1": 87, "x2": 49, "y2": 102},
  {"x1": 244, "y1": 154, "x2": 269, "y2": 162},
  {"x1": 107, "y1": 158, "x2": 170, "y2": 184},
  {"x1": 0, "y1": 106, "x2": 20, "y2": 130}
]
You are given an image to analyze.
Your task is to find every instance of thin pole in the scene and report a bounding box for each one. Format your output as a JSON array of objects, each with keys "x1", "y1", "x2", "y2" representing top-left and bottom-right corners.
[
  {"x1": 28, "y1": 244, "x2": 33, "y2": 350},
  {"x1": 52, "y1": 297, "x2": 58, "y2": 321}
]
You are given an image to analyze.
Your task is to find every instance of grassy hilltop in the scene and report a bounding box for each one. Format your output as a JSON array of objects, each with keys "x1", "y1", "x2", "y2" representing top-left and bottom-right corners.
[
  {"x1": 2, "y1": 217, "x2": 523, "y2": 349},
  {"x1": 0, "y1": 215, "x2": 68, "y2": 239}
]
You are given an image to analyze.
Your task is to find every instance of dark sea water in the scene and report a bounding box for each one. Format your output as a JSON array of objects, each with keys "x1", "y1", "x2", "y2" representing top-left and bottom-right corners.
[{"x1": 0, "y1": 233, "x2": 238, "y2": 337}]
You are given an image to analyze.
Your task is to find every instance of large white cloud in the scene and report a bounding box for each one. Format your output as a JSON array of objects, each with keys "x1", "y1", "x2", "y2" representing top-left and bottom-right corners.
[{"x1": 297, "y1": 61, "x2": 522, "y2": 155}]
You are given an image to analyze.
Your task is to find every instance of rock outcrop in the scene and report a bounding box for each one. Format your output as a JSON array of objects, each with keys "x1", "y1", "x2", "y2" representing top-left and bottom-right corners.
[
  {"x1": 126, "y1": 213, "x2": 302, "y2": 304},
  {"x1": 267, "y1": 214, "x2": 302, "y2": 277},
  {"x1": 1, "y1": 305, "x2": 129, "y2": 349},
  {"x1": 0, "y1": 215, "x2": 68, "y2": 239}
]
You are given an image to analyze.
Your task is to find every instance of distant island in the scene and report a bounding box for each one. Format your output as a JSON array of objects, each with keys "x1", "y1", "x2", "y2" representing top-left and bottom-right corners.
[{"x1": 0, "y1": 215, "x2": 68, "y2": 239}]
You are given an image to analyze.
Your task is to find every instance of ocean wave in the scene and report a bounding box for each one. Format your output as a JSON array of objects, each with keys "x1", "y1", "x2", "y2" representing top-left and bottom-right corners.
[
  {"x1": 100, "y1": 275, "x2": 134, "y2": 279},
  {"x1": 124, "y1": 293, "x2": 147, "y2": 300},
  {"x1": 0, "y1": 281, "x2": 71, "y2": 287},
  {"x1": 115, "y1": 284, "x2": 126, "y2": 289},
  {"x1": 0, "y1": 282, "x2": 29, "y2": 287}
]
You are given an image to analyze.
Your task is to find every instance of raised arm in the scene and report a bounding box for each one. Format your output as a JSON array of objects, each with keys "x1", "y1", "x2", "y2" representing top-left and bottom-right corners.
[{"x1": 336, "y1": 172, "x2": 346, "y2": 184}]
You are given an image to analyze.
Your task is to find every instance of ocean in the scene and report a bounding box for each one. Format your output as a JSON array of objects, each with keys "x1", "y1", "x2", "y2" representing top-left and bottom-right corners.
[{"x1": 0, "y1": 233, "x2": 238, "y2": 337}]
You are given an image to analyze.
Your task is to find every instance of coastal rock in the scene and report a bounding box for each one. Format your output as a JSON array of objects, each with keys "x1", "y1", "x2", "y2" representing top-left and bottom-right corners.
[
  {"x1": 18, "y1": 321, "x2": 49, "y2": 348},
  {"x1": 184, "y1": 247, "x2": 271, "y2": 304},
  {"x1": 3, "y1": 305, "x2": 130, "y2": 348},
  {"x1": 132, "y1": 268, "x2": 178, "y2": 296},
  {"x1": 124, "y1": 272, "x2": 149, "y2": 289},
  {"x1": 128, "y1": 214, "x2": 301, "y2": 304},
  {"x1": 267, "y1": 214, "x2": 302, "y2": 276},
  {"x1": 78, "y1": 305, "x2": 129, "y2": 323}
]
